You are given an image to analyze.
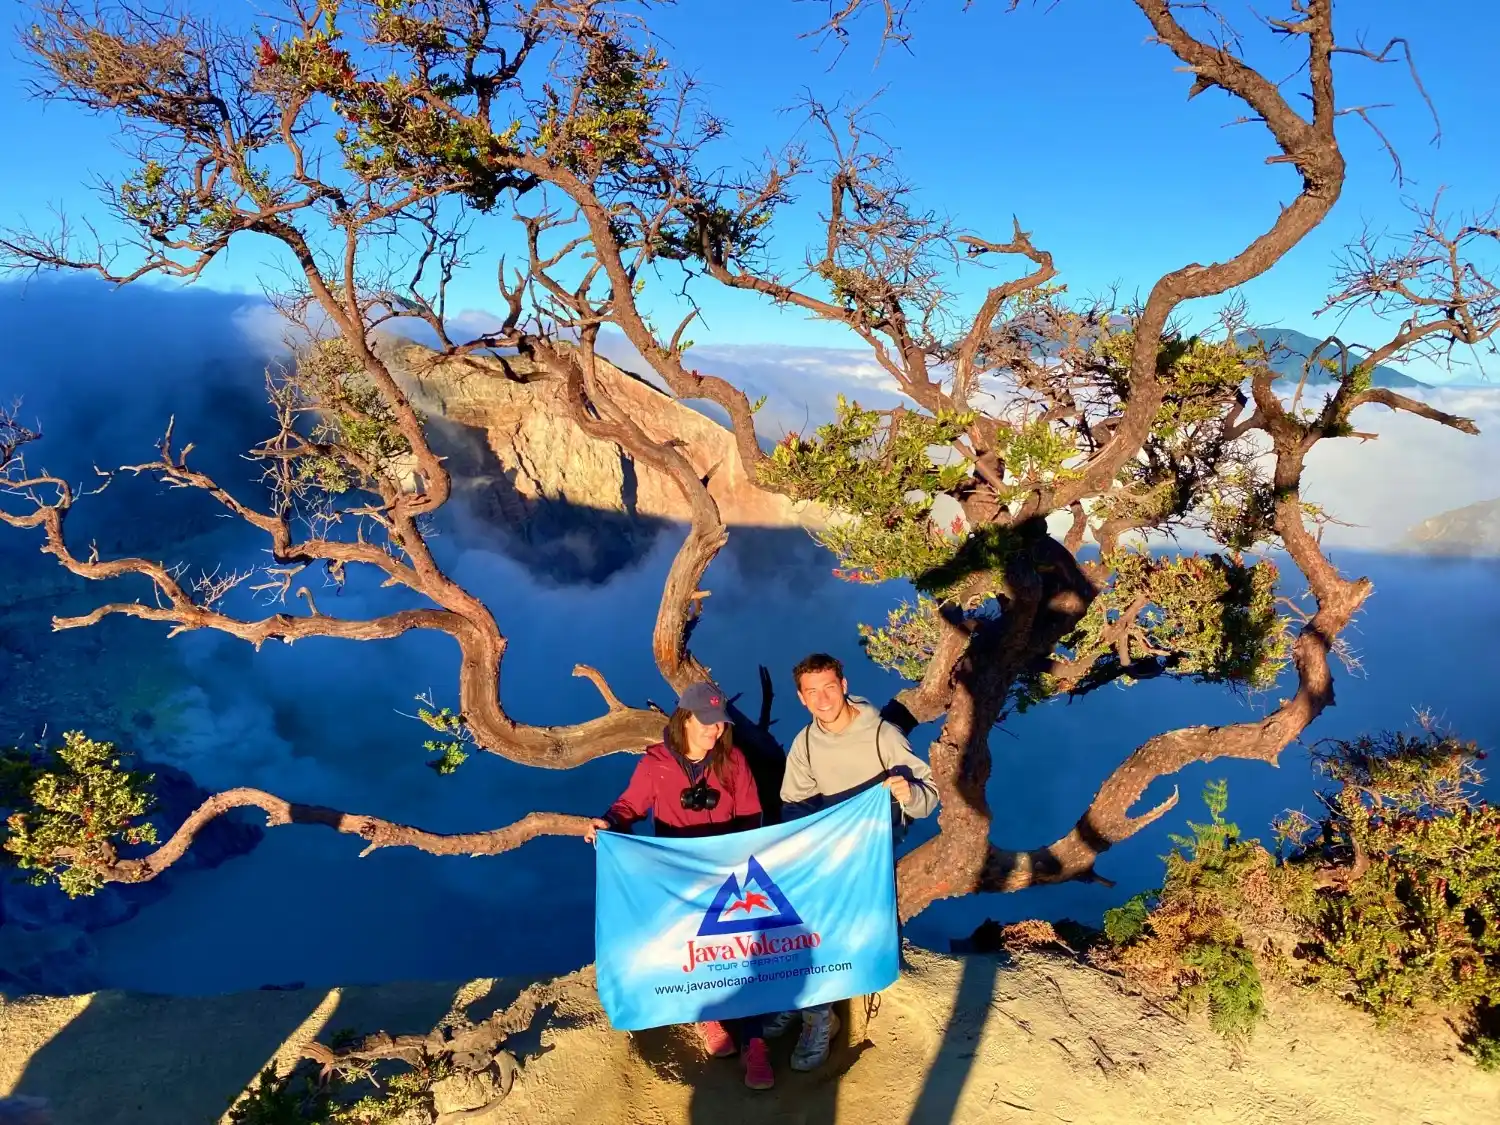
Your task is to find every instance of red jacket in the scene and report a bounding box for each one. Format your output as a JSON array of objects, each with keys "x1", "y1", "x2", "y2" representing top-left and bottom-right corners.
[{"x1": 604, "y1": 742, "x2": 762, "y2": 838}]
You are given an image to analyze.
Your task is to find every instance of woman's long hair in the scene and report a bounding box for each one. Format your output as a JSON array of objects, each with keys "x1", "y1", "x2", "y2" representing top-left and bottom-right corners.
[{"x1": 665, "y1": 707, "x2": 735, "y2": 783}]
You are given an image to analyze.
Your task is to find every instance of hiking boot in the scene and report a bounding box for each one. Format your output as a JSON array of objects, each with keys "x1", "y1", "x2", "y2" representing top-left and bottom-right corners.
[
  {"x1": 789, "y1": 1007, "x2": 840, "y2": 1071},
  {"x1": 761, "y1": 1010, "x2": 799, "y2": 1040},
  {"x1": 696, "y1": 1020, "x2": 737, "y2": 1058},
  {"x1": 743, "y1": 1037, "x2": 774, "y2": 1090}
]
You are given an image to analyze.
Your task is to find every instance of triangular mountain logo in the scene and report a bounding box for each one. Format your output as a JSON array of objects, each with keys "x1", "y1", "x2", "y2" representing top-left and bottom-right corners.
[{"x1": 697, "y1": 855, "x2": 803, "y2": 936}]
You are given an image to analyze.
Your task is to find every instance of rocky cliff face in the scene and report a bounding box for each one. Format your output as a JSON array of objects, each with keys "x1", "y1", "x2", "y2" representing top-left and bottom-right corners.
[
  {"x1": 1402, "y1": 497, "x2": 1500, "y2": 557},
  {"x1": 381, "y1": 340, "x2": 824, "y2": 582}
]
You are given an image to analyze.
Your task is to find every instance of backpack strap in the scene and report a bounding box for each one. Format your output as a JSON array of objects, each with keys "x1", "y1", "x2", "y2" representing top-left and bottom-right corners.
[{"x1": 874, "y1": 720, "x2": 911, "y2": 840}]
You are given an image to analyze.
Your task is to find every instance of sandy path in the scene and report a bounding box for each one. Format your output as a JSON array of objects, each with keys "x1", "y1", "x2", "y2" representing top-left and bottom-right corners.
[{"x1": 3, "y1": 947, "x2": 1496, "y2": 1124}]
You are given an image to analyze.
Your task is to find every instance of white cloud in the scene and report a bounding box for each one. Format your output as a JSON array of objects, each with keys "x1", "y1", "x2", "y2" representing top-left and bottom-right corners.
[
  {"x1": 648, "y1": 338, "x2": 1500, "y2": 549},
  {"x1": 590, "y1": 335, "x2": 907, "y2": 440},
  {"x1": 1303, "y1": 387, "x2": 1500, "y2": 548},
  {"x1": 56, "y1": 279, "x2": 1496, "y2": 553},
  {"x1": 224, "y1": 296, "x2": 1500, "y2": 547},
  {"x1": 230, "y1": 302, "x2": 299, "y2": 358},
  {"x1": 441, "y1": 307, "x2": 512, "y2": 344}
]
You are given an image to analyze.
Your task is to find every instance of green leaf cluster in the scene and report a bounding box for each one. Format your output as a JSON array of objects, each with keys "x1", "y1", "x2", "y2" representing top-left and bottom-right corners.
[
  {"x1": 271, "y1": 15, "x2": 668, "y2": 208},
  {"x1": 1468, "y1": 1017, "x2": 1500, "y2": 1073},
  {"x1": 116, "y1": 156, "x2": 257, "y2": 251},
  {"x1": 989, "y1": 417, "x2": 1080, "y2": 486},
  {"x1": 369, "y1": 0, "x2": 449, "y2": 54},
  {"x1": 229, "y1": 1046, "x2": 457, "y2": 1124},
  {"x1": 1086, "y1": 328, "x2": 1277, "y2": 548},
  {"x1": 1179, "y1": 941, "x2": 1265, "y2": 1038},
  {"x1": 760, "y1": 397, "x2": 973, "y2": 511},
  {"x1": 1101, "y1": 781, "x2": 1309, "y2": 1042},
  {"x1": 758, "y1": 397, "x2": 982, "y2": 593},
  {"x1": 258, "y1": 8, "x2": 527, "y2": 211},
  {"x1": 652, "y1": 196, "x2": 778, "y2": 266},
  {"x1": 1102, "y1": 891, "x2": 1151, "y2": 945},
  {"x1": 119, "y1": 159, "x2": 192, "y2": 229},
  {"x1": 1199, "y1": 464, "x2": 1278, "y2": 553},
  {"x1": 290, "y1": 337, "x2": 421, "y2": 496},
  {"x1": 1093, "y1": 329, "x2": 1259, "y2": 438},
  {"x1": 1, "y1": 731, "x2": 158, "y2": 897},
  {"x1": 1346, "y1": 362, "x2": 1374, "y2": 396},
  {"x1": 1125, "y1": 553, "x2": 1287, "y2": 688},
  {"x1": 859, "y1": 595, "x2": 948, "y2": 680},
  {"x1": 228, "y1": 1065, "x2": 333, "y2": 1125},
  {"x1": 1017, "y1": 552, "x2": 1289, "y2": 708},
  {"x1": 262, "y1": 1, "x2": 356, "y2": 90},
  {"x1": 1287, "y1": 733, "x2": 1500, "y2": 1036},
  {"x1": 416, "y1": 701, "x2": 470, "y2": 775},
  {"x1": 532, "y1": 36, "x2": 667, "y2": 176}
]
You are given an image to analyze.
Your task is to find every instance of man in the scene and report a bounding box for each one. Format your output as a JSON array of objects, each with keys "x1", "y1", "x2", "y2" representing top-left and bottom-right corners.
[{"x1": 768, "y1": 651, "x2": 940, "y2": 1070}]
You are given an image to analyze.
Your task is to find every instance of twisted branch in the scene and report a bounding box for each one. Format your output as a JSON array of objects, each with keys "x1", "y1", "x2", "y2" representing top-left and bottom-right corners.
[
  {"x1": 68, "y1": 787, "x2": 593, "y2": 886},
  {"x1": 900, "y1": 319, "x2": 1484, "y2": 911},
  {"x1": 0, "y1": 458, "x2": 664, "y2": 767}
]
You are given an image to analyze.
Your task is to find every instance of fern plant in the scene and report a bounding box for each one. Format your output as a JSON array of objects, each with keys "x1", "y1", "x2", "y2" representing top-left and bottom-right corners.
[{"x1": 1100, "y1": 780, "x2": 1276, "y2": 1041}]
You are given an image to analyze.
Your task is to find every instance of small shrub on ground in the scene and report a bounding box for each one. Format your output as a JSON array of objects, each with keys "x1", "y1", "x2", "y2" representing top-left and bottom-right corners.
[
  {"x1": 1098, "y1": 779, "x2": 1298, "y2": 1041},
  {"x1": 1281, "y1": 730, "x2": 1500, "y2": 1065},
  {"x1": 1179, "y1": 941, "x2": 1265, "y2": 1038},
  {"x1": 227, "y1": 1066, "x2": 333, "y2": 1125},
  {"x1": 1470, "y1": 1036, "x2": 1500, "y2": 1073},
  {"x1": 1465, "y1": 1004, "x2": 1500, "y2": 1073},
  {"x1": 228, "y1": 1048, "x2": 457, "y2": 1125},
  {"x1": 1100, "y1": 728, "x2": 1500, "y2": 1068}
]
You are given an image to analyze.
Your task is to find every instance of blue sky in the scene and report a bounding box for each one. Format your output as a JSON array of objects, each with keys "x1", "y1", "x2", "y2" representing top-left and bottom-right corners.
[{"x1": 2, "y1": 0, "x2": 1497, "y2": 380}]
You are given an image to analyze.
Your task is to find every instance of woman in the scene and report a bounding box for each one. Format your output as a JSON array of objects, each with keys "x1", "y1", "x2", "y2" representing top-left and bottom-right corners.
[{"x1": 584, "y1": 681, "x2": 775, "y2": 1091}]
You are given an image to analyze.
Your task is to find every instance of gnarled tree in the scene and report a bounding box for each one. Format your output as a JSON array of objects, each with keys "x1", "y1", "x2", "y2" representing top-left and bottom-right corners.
[{"x1": 2, "y1": 0, "x2": 1496, "y2": 933}]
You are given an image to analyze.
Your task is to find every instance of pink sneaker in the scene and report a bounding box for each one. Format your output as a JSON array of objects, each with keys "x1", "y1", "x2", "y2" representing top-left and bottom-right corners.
[
  {"x1": 743, "y1": 1037, "x2": 774, "y2": 1090},
  {"x1": 697, "y1": 1020, "x2": 737, "y2": 1058}
]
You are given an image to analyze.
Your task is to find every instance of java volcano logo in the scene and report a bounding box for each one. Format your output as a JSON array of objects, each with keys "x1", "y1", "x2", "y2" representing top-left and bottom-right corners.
[
  {"x1": 682, "y1": 855, "x2": 823, "y2": 972},
  {"x1": 697, "y1": 855, "x2": 802, "y2": 936}
]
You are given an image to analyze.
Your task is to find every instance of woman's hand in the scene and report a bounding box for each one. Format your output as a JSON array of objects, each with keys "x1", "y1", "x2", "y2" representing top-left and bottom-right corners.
[{"x1": 583, "y1": 817, "x2": 610, "y2": 844}]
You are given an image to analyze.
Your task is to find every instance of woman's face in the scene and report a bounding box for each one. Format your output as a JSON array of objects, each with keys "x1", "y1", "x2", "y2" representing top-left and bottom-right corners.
[{"x1": 683, "y1": 713, "x2": 724, "y2": 759}]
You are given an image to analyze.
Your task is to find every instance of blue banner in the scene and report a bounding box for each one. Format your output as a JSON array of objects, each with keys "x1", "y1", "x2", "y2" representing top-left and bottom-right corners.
[{"x1": 594, "y1": 784, "x2": 899, "y2": 1031}]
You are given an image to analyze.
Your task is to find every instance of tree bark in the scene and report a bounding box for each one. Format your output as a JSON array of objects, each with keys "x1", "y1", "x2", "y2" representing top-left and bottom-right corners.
[{"x1": 66, "y1": 788, "x2": 593, "y2": 886}]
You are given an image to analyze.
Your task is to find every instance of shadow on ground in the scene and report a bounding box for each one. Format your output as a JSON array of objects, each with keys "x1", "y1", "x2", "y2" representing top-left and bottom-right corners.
[
  {"x1": 658, "y1": 996, "x2": 872, "y2": 1124},
  {"x1": 665, "y1": 955, "x2": 1005, "y2": 1123},
  {"x1": 9, "y1": 985, "x2": 334, "y2": 1125},
  {"x1": 904, "y1": 954, "x2": 1004, "y2": 1124},
  {"x1": 4, "y1": 979, "x2": 516, "y2": 1125}
]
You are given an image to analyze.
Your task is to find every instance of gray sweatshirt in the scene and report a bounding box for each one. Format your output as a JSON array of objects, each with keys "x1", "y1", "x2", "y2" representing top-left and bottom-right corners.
[{"x1": 780, "y1": 696, "x2": 940, "y2": 819}]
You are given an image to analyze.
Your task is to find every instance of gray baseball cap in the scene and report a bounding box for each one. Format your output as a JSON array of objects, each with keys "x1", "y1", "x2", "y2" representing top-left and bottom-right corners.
[{"x1": 678, "y1": 681, "x2": 731, "y2": 725}]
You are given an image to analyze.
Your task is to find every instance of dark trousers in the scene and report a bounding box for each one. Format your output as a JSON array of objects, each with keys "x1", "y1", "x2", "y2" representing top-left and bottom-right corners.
[{"x1": 731, "y1": 1013, "x2": 767, "y2": 1045}]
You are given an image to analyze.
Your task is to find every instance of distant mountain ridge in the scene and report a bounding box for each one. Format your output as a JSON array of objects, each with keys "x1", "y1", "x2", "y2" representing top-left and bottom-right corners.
[
  {"x1": 1401, "y1": 496, "x2": 1500, "y2": 557},
  {"x1": 1234, "y1": 329, "x2": 1426, "y2": 388}
]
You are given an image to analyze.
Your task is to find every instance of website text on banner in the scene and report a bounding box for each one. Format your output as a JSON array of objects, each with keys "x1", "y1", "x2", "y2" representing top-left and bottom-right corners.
[{"x1": 594, "y1": 783, "x2": 899, "y2": 1031}]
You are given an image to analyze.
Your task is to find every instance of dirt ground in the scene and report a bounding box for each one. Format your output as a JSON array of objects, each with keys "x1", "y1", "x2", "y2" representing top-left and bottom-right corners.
[{"x1": 3, "y1": 945, "x2": 1496, "y2": 1125}]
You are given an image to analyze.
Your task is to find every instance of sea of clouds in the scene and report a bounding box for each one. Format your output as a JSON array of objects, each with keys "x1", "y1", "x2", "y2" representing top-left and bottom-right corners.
[{"x1": 1, "y1": 278, "x2": 1497, "y2": 994}]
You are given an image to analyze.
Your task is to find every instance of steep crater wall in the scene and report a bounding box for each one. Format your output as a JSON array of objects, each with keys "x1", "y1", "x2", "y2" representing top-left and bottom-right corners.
[{"x1": 381, "y1": 340, "x2": 825, "y2": 583}]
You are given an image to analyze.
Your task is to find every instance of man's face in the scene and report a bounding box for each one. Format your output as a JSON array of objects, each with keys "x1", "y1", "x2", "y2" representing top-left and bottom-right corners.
[{"x1": 796, "y1": 668, "x2": 848, "y2": 725}]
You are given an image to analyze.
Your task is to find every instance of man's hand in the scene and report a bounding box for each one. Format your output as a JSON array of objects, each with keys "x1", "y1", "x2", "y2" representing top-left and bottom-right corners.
[
  {"x1": 583, "y1": 817, "x2": 610, "y2": 844},
  {"x1": 883, "y1": 775, "x2": 912, "y2": 806}
]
